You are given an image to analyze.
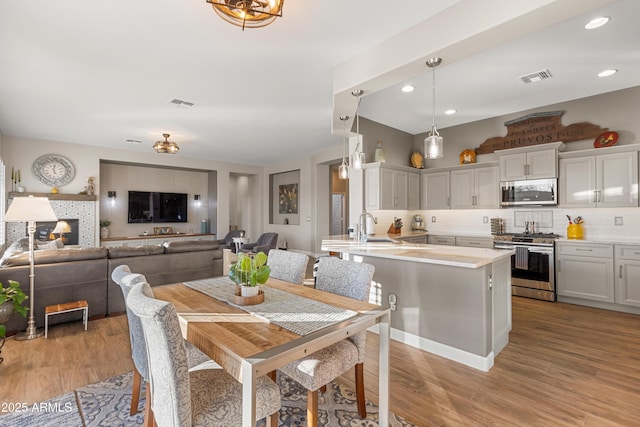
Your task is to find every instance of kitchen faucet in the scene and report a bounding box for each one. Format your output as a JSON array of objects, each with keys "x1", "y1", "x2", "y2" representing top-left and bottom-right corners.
[{"x1": 359, "y1": 210, "x2": 376, "y2": 242}]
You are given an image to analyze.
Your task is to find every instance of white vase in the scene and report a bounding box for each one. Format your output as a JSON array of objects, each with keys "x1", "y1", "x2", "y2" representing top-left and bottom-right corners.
[
  {"x1": 240, "y1": 285, "x2": 259, "y2": 297},
  {"x1": 100, "y1": 227, "x2": 109, "y2": 239}
]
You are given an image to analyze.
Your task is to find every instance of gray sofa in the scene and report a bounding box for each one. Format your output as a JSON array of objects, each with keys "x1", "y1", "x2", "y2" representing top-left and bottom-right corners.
[{"x1": 0, "y1": 239, "x2": 223, "y2": 335}]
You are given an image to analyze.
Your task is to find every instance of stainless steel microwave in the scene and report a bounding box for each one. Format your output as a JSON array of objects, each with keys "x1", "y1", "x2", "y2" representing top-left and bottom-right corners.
[{"x1": 500, "y1": 178, "x2": 557, "y2": 207}]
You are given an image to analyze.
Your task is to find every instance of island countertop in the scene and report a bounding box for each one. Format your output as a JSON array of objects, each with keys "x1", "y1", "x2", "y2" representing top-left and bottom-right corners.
[{"x1": 321, "y1": 235, "x2": 513, "y2": 269}]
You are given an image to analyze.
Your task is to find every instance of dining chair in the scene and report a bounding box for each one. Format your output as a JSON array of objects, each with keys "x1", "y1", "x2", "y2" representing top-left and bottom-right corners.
[
  {"x1": 111, "y1": 265, "x2": 218, "y2": 426},
  {"x1": 267, "y1": 249, "x2": 309, "y2": 285},
  {"x1": 278, "y1": 256, "x2": 375, "y2": 427},
  {"x1": 126, "y1": 280, "x2": 281, "y2": 427}
]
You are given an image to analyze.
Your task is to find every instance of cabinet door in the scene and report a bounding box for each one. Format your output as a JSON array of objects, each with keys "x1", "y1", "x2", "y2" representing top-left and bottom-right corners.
[
  {"x1": 455, "y1": 236, "x2": 493, "y2": 248},
  {"x1": 474, "y1": 166, "x2": 499, "y2": 208},
  {"x1": 380, "y1": 168, "x2": 395, "y2": 209},
  {"x1": 527, "y1": 149, "x2": 557, "y2": 179},
  {"x1": 428, "y1": 235, "x2": 455, "y2": 245},
  {"x1": 364, "y1": 167, "x2": 381, "y2": 210},
  {"x1": 596, "y1": 152, "x2": 639, "y2": 207},
  {"x1": 556, "y1": 255, "x2": 614, "y2": 302},
  {"x1": 421, "y1": 171, "x2": 449, "y2": 210},
  {"x1": 559, "y1": 156, "x2": 596, "y2": 207},
  {"x1": 615, "y1": 259, "x2": 640, "y2": 307},
  {"x1": 394, "y1": 170, "x2": 408, "y2": 209},
  {"x1": 499, "y1": 153, "x2": 527, "y2": 181},
  {"x1": 450, "y1": 169, "x2": 475, "y2": 209},
  {"x1": 407, "y1": 172, "x2": 420, "y2": 210}
]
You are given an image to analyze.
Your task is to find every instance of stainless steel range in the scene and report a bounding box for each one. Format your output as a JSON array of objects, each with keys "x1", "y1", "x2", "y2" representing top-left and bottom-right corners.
[{"x1": 494, "y1": 233, "x2": 559, "y2": 302}]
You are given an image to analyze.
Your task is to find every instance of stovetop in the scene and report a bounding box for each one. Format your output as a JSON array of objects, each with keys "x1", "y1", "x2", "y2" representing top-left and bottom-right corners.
[{"x1": 493, "y1": 233, "x2": 560, "y2": 245}]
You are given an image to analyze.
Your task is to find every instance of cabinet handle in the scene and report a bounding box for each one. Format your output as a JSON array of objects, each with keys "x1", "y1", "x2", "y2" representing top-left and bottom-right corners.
[
  {"x1": 575, "y1": 248, "x2": 593, "y2": 252},
  {"x1": 593, "y1": 190, "x2": 598, "y2": 203},
  {"x1": 620, "y1": 265, "x2": 623, "y2": 278},
  {"x1": 557, "y1": 260, "x2": 560, "y2": 272},
  {"x1": 472, "y1": 195, "x2": 477, "y2": 206},
  {"x1": 596, "y1": 190, "x2": 601, "y2": 203}
]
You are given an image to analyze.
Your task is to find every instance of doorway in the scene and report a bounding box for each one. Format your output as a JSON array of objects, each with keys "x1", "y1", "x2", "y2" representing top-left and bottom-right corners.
[{"x1": 329, "y1": 164, "x2": 348, "y2": 236}]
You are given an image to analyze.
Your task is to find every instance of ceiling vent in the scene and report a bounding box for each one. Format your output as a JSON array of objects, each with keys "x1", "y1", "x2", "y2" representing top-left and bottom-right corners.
[
  {"x1": 125, "y1": 139, "x2": 142, "y2": 144},
  {"x1": 518, "y1": 69, "x2": 553, "y2": 84},
  {"x1": 169, "y1": 99, "x2": 194, "y2": 108}
]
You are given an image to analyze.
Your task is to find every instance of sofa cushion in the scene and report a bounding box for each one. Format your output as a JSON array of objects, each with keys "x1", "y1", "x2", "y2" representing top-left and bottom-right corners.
[
  {"x1": 36, "y1": 238, "x2": 64, "y2": 250},
  {"x1": 1, "y1": 247, "x2": 108, "y2": 267},
  {"x1": 163, "y1": 240, "x2": 219, "y2": 254},
  {"x1": 108, "y1": 245, "x2": 164, "y2": 259},
  {"x1": 0, "y1": 237, "x2": 30, "y2": 267}
]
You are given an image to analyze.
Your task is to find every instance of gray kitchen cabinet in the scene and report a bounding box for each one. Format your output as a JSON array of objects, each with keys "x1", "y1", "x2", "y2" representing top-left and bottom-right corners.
[
  {"x1": 615, "y1": 244, "x2": 640, "y2": 307},
  {"x1": 450, "y1": 166, "x2": 499, "y2": 209},
  {"x1": 499, "y1": 147, "x2": 558, "y2": 181},
  {"x1": 559, "y1": 151, "x2": 638, "y2": 208},
  {"x1": 365, "y1": 163, "x2": 419, "y2": 210},
  {"x1": 397, "y1": 235, "x2": 428, "y2": 244},
  {"x1": 455, "y1": 236, "x2": 493, "y2": 248},
  {"x1": 556, "y1": 242, "x2": 614, "y2": 303},
  {"x1": 421, "y1": 171, "x2": 450, "y2": 210},
  {"x1": 427, "y1": 235, "x2": 455, "y2": 245}
]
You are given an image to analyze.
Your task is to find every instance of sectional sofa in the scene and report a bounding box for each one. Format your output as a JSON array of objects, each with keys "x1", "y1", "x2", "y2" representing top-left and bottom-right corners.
[{"x1": 0, "y1": 239, "x2": 223, "y2": 335}]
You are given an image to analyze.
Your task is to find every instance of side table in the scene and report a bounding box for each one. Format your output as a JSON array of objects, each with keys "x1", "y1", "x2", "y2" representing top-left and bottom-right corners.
[{"x1": 45, "y1": 300, "x2": 89, "y2": 338}]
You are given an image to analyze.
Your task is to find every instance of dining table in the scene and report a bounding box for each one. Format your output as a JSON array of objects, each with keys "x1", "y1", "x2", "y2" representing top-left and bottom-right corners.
[{"x1": 153, "y1": 276, "x2": 391, "y2": 427}]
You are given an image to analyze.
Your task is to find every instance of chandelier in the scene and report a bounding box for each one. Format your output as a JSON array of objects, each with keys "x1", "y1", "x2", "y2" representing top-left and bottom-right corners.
[
  {"x1": 206, "y1": 0, "x2": 284, "y2": 30},
  {"x1": 153, "y1": 133, "x2": 180, "y2": 154}
]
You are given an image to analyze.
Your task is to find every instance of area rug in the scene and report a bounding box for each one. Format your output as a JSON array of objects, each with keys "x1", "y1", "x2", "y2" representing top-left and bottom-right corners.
[{"x1": 1, "y1": 371, "x2": 415, "y2": 426}]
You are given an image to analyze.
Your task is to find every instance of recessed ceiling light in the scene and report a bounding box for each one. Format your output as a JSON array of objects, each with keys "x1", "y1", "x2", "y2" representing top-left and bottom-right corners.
[
  {"x1": 445, "y1": 109, "x2": 457, "y2": 115},
  {"x1": 585, "y1": 16, "x2": 610, "y2": 30},
  {"x1": 401, "y1": 85, "x2": 415, "y2": 93},
  {"x1": 598, "y1": 69, "x2": 618, "y2": 78}
]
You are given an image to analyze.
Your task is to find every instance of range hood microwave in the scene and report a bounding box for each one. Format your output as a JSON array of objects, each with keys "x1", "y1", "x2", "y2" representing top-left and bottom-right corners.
[{"x1": 500, "y1": 178, "x2": 557, "y2": 207}]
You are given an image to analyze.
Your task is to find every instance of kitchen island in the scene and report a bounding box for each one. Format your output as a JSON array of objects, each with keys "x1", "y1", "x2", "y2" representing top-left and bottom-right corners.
[{"x1": 322, "y1": 236, "x2": 513, "y2": 371}]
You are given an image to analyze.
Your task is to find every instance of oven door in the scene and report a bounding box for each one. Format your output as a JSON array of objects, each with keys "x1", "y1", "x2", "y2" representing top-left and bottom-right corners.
[{"x1": 495, "y1": 243, "x2": 555, "y2": 301}]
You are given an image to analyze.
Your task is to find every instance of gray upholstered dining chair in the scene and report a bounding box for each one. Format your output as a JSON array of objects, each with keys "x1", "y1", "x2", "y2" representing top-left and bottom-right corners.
[
  {"x1": 267, "y1": 249, "x2": 309, "y2": 285},
  {"x1": 278, "y1": 256, "x2": 375, "y2": 426},
  {"x1": 111, "y1": 265, "x2": 218, "y2": 426},
  {"x1": 126, "y1": 280, "x2": 281, "y2": 427}
]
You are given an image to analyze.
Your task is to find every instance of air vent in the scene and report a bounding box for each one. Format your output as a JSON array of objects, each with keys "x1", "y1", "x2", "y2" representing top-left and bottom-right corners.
[
  {"x1": 125, "y1": 139, "x2": 142, "y2": 144},
  {"x1": 169, "y1": 99, "x2": 194, "y2": 108},
  {"x1": 518, "y1": 69, "x2": 553, "y2": 84}
]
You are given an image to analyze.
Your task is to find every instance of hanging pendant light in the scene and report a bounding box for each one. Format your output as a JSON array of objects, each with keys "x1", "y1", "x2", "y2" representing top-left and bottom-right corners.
[
  {"x1": 424, "y1": 57, "x2": 444, "y2": 159},
  {"x1": 351, "y1": 89, "x2": 366, "y2": 170},
  {"x1": 338, "y1": 115, "x2": 350, "y2": 180}
]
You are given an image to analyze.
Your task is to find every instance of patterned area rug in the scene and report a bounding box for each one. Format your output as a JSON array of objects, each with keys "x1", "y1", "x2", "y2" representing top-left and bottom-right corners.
[{"x1": 1, "y1": 371, "x2": 415, "y2": 426}]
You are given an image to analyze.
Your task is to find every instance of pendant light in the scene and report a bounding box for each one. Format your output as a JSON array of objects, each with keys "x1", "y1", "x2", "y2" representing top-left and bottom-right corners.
[
  {"x1": 338, "y1": 115, "x2": 349, "y2": 179},
  {"x1": 424, "y1": 57, "x2": 444, "y2": 159},
  {"x1": 351, "y1": 89, "x2": 366, "y2": 170}
]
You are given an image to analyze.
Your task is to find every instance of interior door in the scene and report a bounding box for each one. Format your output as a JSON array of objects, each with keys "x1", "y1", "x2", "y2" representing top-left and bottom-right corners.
[{"x1": 331, "y1": 193, "x2": 345, "y2": 235}]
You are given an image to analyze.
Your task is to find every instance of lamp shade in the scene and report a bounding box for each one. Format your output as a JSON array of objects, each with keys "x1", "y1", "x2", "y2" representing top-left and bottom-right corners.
[
  {"x1": 4, "y1": 196, "x2": 58, "y2": 222},
  {"x1": 52, "y1": 220, "x2": 71, "y2": 234}
]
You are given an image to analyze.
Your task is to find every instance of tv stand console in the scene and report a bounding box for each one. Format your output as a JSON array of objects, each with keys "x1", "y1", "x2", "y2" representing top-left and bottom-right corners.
[{"x1": 101, "y1": 233, "x2": 216, "y2": 248}]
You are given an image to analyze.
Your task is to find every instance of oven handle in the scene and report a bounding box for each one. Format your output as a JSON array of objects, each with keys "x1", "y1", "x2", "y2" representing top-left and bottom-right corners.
[{"x1": 494, "y1": 244, "x2": 554, "y2": 254}]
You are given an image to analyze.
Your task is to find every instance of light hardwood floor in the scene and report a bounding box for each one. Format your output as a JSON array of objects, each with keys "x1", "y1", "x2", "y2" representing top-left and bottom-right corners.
[{"x1": 1, "y1": 296, "x2": 639, "y2": 426}]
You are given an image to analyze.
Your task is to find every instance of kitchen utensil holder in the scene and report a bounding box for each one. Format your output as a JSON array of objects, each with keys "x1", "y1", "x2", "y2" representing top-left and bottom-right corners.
[{"x1": 567, "y1": 224, "x2": 584, "y2": 239}]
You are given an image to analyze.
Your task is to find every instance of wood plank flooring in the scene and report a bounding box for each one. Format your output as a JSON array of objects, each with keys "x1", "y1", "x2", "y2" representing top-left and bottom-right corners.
[{"x1": 1, "y1": 296, "x2": 639, "y2": 426}]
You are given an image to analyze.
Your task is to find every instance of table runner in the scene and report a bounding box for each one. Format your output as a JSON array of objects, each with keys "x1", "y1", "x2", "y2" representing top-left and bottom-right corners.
[{"x1": 183, "y1": 277, "x2": 357, "y2": 336}]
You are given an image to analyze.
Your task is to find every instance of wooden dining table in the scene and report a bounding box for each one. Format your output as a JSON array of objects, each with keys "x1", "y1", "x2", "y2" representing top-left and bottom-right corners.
[{"x1": 154, "y1": 277, "x2": 391, "y2": 427}]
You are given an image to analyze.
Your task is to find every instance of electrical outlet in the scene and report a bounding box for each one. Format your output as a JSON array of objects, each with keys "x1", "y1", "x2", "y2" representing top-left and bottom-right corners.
[
  {"x1": 483, "y1": 216, "x2": 489, "y2": 224},
  {"x1": 431, "y1": 216, "x2": 436, "y2": 223},
  {"x1": 615, "y1": 216, "x2": 623, "y2": 226}
]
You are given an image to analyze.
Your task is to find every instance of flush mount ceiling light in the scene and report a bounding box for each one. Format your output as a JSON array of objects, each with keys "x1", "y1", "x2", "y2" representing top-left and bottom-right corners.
[
  {"x1": 153, "y1": 133, "x2": 179, "y2": 154},
  {"x1": 424, "y1": 57, "x2": 444, "y2": 159},
  {"x1": 445, "y1": 109, "x2": 457, "y2": 115},
  {"x1": 206, "y1": 0, "x2": 284, "y2": 30},
  {"x1": 401, "y1": 85, "x2": 415, "y2": 93},
  {"x1": 338, "y1": 115, "x2": 350, "y2": 180},
  {"x1": 585, "y1": 16, "x2": 610, "y2": 29},
  {"x1": 598, "y1": 69, "x2": 618, "y2": 77}
]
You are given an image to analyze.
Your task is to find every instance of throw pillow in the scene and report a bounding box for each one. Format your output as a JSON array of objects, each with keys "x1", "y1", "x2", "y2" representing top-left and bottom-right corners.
[
  {"x1": 36, "y1": 238, "x2": 64, "y2": 250},
  {"x1": 0, "y1": 237, "x2": 30, "y2": 267}
]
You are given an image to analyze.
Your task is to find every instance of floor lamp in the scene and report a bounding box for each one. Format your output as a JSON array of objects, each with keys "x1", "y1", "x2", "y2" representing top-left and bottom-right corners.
[{"x1": 4, "y1": 196, "x2": 58, "y2": 340}]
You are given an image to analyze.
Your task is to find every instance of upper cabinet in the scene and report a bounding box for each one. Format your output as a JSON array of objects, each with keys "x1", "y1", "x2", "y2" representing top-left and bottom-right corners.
[
  {"x1": 450, "y1": 165, "x2": 499, "y2": 209},
  {"x1": 498, "y1": 142, "x2": 564, "y2": 181},
  {"x1": 365, "y1": 163, "x2": 420, "y2": 210},
  {"x1": 559, "y1": 150, "x2": 638, "y2": 208},
  {"x1": 421, "y1": 171, "x2": 450, "y2": 210}
]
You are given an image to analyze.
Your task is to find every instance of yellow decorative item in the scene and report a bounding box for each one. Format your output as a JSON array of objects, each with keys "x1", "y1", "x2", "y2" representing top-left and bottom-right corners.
[
  {"x1": 567, "y1": 224, "x2": 584, "y2": 239},
  {"x1": 410, "y1": 152, "x2": 424, "y2": 169},
  {"x1": 51, "y1": 187, "x2": 59, "y2": 194},
  {"x1": 459, "y1": 149, "x2": 476, "y2": 164}
]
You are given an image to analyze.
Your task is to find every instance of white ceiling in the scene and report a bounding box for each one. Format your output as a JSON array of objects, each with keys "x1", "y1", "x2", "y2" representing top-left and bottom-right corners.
[{"x1": 0, "y1": 0, "x2": 638, "y2": 166}]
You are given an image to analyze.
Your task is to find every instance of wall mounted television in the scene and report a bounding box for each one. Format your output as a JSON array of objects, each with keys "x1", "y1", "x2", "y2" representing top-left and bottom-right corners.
[{"x1": 128, "y1": 191, "x2": 188, "y2": 223}]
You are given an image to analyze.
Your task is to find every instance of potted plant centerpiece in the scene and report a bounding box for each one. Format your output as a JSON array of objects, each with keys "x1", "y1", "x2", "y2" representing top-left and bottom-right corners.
[
  {"x1": 100, "y1": 219, "x2": 111, "y2": 239},
  {"x1": 228, "y1": 251, "x2": 270, "y2": 297},
  {"x1": 1, "y1": 280, "x2": 28, "y2": 362}
]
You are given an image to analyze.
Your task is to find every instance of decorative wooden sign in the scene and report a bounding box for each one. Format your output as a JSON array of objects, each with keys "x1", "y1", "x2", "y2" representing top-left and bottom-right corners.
[{"x1": 475, "y1": 111, "x2": 608, "y2": 154}]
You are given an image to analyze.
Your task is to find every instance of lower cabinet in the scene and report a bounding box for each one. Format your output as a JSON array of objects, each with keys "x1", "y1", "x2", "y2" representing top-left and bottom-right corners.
[
  {"x1": 615, "y1": 245, "x2": 640, "y2": 307},
  {"x1": 397, "y1": 235, "x2": 428, "y2": 244},
  {"x1": 428, "y1": 235, "x2": 455, "y2": 245},
  {"x1": 556, "y1": 242, "x2": 614, "y2": 303}
]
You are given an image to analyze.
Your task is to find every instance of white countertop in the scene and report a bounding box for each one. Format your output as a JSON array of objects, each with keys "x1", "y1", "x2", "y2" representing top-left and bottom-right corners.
[
  {"x1": 322, "y1": 235, "x2": 513, "y2": 269},
  {"x1": 556, "y1": 238, "x2": 640, "y2": 245}
]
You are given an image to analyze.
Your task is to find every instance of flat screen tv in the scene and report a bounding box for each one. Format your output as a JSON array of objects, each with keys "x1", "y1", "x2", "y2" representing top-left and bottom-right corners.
[{"x1": 128, "y1": 191, "x2": 188, "y2": 223}]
